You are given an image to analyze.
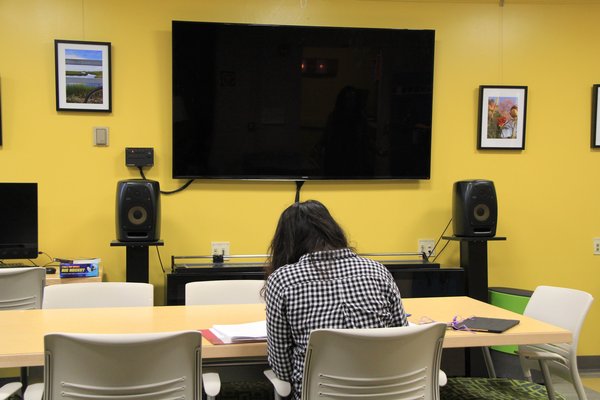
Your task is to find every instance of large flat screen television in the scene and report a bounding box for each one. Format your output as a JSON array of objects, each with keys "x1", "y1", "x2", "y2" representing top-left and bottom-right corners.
[
  {"x1": 0, "y1": 183, "x2": 38, "y2": 259},
  {"x1": 172, "y1": 21, "x2": 435, "y2": 180}
]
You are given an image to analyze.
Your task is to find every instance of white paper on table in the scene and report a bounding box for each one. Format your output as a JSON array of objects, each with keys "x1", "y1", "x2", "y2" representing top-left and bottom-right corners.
[{"x1": 210, "y1": 320, "x2": 267, "y2": 343}]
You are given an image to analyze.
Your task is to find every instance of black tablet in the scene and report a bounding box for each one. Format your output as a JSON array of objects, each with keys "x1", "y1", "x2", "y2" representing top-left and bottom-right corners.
[{"x1": 459, "y1": 317, "x2": 520, "y2": 333}]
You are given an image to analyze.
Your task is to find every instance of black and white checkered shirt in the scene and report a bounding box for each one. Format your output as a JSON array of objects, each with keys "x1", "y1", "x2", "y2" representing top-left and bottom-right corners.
[{"x1": 265, "y1": 248, "x2": 408, "y2": 399}]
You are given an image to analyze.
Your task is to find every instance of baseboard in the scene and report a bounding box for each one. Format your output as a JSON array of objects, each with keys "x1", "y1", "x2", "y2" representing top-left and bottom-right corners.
[{"x1": 578, "y1": 356, "x2": 600, "y2": 373}]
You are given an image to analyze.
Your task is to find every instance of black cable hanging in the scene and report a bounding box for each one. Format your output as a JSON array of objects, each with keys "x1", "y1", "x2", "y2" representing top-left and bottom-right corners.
[
  {"x1": 295, "y1": 181, "x2": 305, "y2": 203},
  {"x1": 137, "y1": 166, "x2": 195, "y2": 195}
]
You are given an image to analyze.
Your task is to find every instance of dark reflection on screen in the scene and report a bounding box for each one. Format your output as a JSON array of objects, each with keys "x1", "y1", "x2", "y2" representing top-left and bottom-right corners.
[{"x1": 173, "y1": 21, "x2": 434, "y2": 180}]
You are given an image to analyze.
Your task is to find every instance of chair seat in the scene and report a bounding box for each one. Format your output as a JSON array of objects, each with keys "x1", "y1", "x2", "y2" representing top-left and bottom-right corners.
[{"x1": 441, "y1": 377, "x2": 567, "y2": 400}]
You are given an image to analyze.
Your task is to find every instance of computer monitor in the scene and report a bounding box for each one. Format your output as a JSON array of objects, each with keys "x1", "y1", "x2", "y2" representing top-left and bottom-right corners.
[{"x1": 0, "y1": 183, "x2": 38, "y2": 259}]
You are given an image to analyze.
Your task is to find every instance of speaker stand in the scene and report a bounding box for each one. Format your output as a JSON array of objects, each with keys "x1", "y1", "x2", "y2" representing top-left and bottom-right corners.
[
  {"x1": 443, "y1": 235, "x2": 507, "y2": 378},
  {"x1": 442, "y1": 235, "x2": 506, "y2": 302},
  {"x1": 110, "y1": 240, "x2": 164, "y2": 283}
]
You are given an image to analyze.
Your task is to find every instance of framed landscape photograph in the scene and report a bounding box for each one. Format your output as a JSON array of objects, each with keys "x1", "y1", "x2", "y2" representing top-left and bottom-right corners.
[
  {"x1": 592, "y1": 84, "x2": 600, "y2": 148},
  {"x1": 478, "y1": 85, "x2": 527, "y2": 150},
  {"x1": 55, "y1": 40, "x2": 111, "y2": 112}
]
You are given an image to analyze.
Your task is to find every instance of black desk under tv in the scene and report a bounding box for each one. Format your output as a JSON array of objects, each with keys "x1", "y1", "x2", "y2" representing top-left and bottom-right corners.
[{"x1": 166, "y1": 254, "x2": 465, "y2": 306}]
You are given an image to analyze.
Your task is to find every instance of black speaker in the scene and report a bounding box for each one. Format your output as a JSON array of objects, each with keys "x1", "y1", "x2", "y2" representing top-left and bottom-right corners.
[
  {"x1": 116, "y1": 179, "x2": 161, "y2": 242},
  {"x1": 452, "y1": 180, "x2": 497, "y2": 237}
]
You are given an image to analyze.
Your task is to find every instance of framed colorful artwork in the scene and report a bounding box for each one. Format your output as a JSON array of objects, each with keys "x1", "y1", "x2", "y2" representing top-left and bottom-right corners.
[{"x1": 478, "y1": 85, "x2": 527, "y2": 150}]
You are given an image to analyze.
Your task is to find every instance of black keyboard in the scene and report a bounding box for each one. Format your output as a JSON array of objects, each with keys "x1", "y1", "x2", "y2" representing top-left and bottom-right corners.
[{"x1": 0, "y1": 263, "x2": 30, "y2": 268}]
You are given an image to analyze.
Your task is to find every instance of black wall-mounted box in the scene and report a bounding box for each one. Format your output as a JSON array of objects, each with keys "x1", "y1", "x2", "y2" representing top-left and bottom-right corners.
[{"x1": 125, "y1": 147, "x2": 154, "y2": 167}]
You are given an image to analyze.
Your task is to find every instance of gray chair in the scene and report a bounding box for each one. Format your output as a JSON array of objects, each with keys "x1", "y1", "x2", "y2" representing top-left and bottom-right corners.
[
  {"x1": 23, "y1": 281, "x2": 155, "y2": 398},
  {"x1": 0, "y1": 382, "x2": 23, "y2": 400},
  {"x1": 453, "y1": 285, "x2": 593, "y2": 400},
  {"x1": 185, "y1": 280, "x2": 264, "y2": 305},
  {"x1": 518, "y1": 286, "x2": 593, "y2": 400},
  {"x1": 24, "y1": 331, "x2": 202, "y2": 400},
  {"x1": 0, "y1": 267, "x2": 45, "y2": 310},
  {"x1": 266, "y1": 321, "x2": 448, "y2": 399},
  {"x1": 42, "y1": 282, "x2": 154, "y2": 308},
  {"x1": 185, "y1": 280, "x2": 267, "y2": 400},
  {"x1": 0, "y1": 267, "x2": 46, "y2": 396},
  {"x1": 301, "y1": 323, "x2": 446, "y2": 399}
]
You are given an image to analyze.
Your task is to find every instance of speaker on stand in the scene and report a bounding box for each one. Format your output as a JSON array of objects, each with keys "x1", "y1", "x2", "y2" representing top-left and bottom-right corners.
[
  {"x1": 452, "y1": 180, "x2": 497, "y2": 237},
  {"x1": 116, "y1": 179, "x2": 161, "y2": 242},
  {"x1": 112, "y1": 179, "x2": 163, "y2": 283},
  {"x1": 448, "y1": 179, "x2": 502, "y2": 301},
  {"x1": 449, "y1": 179, "x2": 505, "y2": 377}
]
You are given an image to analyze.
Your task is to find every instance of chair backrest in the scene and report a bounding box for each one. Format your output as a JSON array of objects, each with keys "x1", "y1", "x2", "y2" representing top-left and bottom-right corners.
[
  {"x1": 43, "y1": 331, "x2": 202, "y2": 400},
  {"x1": 43, "y1": 282, "x2": 154, "y2": 309},
  {"x1": 0, "y1": 267, "x2": 45, "y2": 310},
  {"x1": 185, "y1": 280, "x2": 265, "y2": 305},
  {"x1": 301, "y1": 322, "x2": 447, "y2": 400},
  {"x1": 524, "y1": 285, "x2": 593, "y2": 348}
]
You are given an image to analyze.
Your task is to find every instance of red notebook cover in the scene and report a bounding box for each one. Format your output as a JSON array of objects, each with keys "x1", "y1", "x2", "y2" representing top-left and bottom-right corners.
[{"x1": 200, "y1": 329, "x2": 225, "y2": 345}]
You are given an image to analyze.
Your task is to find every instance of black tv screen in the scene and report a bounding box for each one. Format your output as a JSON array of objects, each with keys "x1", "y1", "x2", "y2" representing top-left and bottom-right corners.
[
  {"x1": 0, "y1": 183, "x2": 38, "y2": 259},
  {"x1": 172, "y1": 21, "x2": 435, "y2": 180}
]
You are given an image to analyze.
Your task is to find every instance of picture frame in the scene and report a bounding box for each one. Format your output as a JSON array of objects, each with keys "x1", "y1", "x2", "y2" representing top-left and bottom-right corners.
[
  {"x1": 54, "y1": 40, "x2": 111, "y2": 112},
  {"x1": 0, "y1": 76, "x2": 3, "y2": 146},
  {"x1": 592, "y1": 84, "x2": 600, "y2": 148},
  {"x1": 478, "y1": 85, "x2": 527, "y2": 150}
]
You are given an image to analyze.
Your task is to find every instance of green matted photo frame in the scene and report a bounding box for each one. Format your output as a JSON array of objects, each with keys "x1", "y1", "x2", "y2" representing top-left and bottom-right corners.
[
  {"x1": 478, "y1": 85, "x2": 527, "y2": 150},
  {"x1": 54, "y1": 39, "x2": 112, "y2": 112}
]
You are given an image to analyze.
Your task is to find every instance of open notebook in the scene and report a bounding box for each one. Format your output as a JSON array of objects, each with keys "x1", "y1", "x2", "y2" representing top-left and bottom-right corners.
[
  {"x1": 458, "y1": 317, "x2": 520, "y2": 333},
  {"x1": 201, "y1": 320, "x2": 267, "y2": 344}
]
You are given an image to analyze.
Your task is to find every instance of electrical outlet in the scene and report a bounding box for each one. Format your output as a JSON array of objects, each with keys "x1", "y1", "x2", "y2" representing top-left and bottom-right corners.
[
  {"x1": 594, "y1": 238, "x2": 600, "y2": 255},
  {"x1": 211, "y1": 241, "x2": 230, "y2": 257},
  {"x1": 418, "y1": 239, "x2": 435, "y2": 257}
]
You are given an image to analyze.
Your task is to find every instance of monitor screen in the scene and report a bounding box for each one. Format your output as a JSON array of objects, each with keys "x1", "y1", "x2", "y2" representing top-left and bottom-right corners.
[
  {"x1": 0, "y1": 183, "x2": 38, "y2": 259},
  {"x1": 172, "y1": 21, "x2": 435, "y2": 180}
]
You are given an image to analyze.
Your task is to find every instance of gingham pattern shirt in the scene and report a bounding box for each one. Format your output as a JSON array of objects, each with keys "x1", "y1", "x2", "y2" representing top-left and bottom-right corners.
[{"x1": 265, "y1": 248, "x2": 408, "y2": 399}]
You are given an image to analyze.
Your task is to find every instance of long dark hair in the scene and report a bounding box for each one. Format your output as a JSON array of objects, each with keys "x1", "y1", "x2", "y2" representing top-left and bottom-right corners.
[{"x1": 264, "y1": 200, "x2": 349, "y2": 281}]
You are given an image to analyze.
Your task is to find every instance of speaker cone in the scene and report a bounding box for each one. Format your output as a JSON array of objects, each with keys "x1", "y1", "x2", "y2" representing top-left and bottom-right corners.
[
  {"x1": 473, "y1": 204, "x2": 490, "y2": 222},
  {"x1": 127, "y1": 206, "x2": 148, "y2": 225}
]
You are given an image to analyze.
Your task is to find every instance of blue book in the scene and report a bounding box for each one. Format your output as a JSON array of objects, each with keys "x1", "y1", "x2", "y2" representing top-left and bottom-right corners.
[{"x1": 59, "y1": 263, "x2": 99, "y2": 278}]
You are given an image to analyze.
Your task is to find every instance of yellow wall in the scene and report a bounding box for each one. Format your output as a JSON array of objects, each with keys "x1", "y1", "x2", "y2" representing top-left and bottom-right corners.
[{"x1": 1, "y1": 0, "x2": 599, "y2": 356}]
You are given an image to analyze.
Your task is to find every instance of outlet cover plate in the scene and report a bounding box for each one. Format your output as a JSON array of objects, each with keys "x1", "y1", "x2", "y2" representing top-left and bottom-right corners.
[{"x1": 211, "y1": 241, "x2": 230, "y2": 257}]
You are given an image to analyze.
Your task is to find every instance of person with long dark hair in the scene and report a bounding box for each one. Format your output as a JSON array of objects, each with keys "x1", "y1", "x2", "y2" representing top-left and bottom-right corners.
[{"x1": 264, "y1": 200, "x2": 408, "y2": 399}]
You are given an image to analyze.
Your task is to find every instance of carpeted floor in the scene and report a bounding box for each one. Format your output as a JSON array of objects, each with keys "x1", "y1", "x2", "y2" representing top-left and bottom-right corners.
[
  {"x1": 209, "y1": 380, "x2": 274, "y2": 400},
  {"x1": 441, "y1": 377, "x2": 567, "y2": 400}
]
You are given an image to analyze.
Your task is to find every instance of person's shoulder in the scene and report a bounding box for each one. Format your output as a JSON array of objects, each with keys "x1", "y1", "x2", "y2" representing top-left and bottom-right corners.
[
  {"x1": 352, "y1": 255, "x2": 394, "y2": 277},
  {"x1": 267, "y1": 261, "x2": 307, "y2": 287}
]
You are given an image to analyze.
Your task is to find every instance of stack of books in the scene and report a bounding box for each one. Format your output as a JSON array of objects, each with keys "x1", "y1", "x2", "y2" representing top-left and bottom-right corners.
[{"x1": 54, "y1": 257, "x2": 100, "y2": 278}]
